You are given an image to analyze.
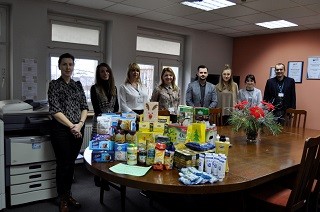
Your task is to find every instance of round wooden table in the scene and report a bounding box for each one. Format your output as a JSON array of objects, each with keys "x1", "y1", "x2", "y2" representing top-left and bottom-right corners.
[{"x1": 84, "y1": 126, "x2": 320, "y2": 210}]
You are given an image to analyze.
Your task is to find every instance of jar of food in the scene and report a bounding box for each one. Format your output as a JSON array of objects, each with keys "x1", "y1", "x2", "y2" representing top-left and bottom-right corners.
[
  {"x1": 127, "y1": 143, "x2": 137, "y2": 165},
  {"x1": 138, "y1": 148, "x2": 147, "y2": 166}
]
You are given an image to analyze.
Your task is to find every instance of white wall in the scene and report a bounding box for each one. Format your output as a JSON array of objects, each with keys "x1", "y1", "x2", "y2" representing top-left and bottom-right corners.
[{"x1": 0, "y1": 0, "x2": 233, "y2": 101}]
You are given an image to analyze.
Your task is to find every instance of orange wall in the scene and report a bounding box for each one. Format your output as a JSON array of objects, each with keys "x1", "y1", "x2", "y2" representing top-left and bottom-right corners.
[{"x1": 233, "y1": 29, "x2": 320, "y2": 130}]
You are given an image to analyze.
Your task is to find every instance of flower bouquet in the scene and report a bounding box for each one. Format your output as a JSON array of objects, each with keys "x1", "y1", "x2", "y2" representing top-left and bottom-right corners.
[{"x1": 228, "y1": 100, "x2": 282, "y2": 142}]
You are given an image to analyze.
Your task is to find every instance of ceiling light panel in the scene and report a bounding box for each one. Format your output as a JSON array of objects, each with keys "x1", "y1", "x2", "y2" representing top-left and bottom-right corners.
[
  {"x1": 255, "y1": 20, "x2": 298, "y2": 29},
  {"x1": 181, "y1": 0, "x2": 236, "y2": 11}
]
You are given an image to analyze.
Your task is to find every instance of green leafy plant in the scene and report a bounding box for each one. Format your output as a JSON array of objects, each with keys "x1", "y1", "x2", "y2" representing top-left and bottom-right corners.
[{"x1": 228, "y1": 100, "x2": 282, "y2": 135}]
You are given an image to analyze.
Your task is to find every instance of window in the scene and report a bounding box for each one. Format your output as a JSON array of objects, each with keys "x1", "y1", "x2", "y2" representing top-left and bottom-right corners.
[
  {"x1": 52, "y1": 24, "x2": 100, "y2": 46},
  {"x1": 137, "y1": 36, "x2": 180, "y2": 56},
  {"x1": 136, "y1": 29, "x2": 183, "y2": 100},
  {"x1": 48, "y1": 14, "x2": 105, "y2": 109}
]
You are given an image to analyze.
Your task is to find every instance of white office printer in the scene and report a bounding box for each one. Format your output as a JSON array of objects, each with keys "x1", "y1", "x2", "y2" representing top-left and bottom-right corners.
[{"x1": 0, "y1": 99, "x2": 33, "y2": 116}]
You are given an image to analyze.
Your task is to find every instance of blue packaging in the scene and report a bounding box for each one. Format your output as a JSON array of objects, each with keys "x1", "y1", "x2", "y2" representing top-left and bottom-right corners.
[
  {"x1": 89, "y1": 140, "x2": 114, "y2": 151},
  {"x1": 91, "y1": 150, "x2": 115, "y2": 163},
  {"x1": 115, "y1": 143, "x2": 128, "y2": 161}
]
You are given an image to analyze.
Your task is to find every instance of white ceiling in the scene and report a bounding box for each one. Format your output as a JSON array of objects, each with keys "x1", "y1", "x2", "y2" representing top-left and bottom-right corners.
[{"x1": 50, "y1": 0, "x2": 320, "y2": 37}]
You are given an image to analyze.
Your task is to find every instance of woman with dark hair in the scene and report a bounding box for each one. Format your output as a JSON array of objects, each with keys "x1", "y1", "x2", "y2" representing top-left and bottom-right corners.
[
  {"x1": 48, "y1": 53, "x2": 88, "y2": 212},
  {"x1": 90, "y1": 63, "x2": 119, "y2": 134},
  {"x1": 216, "y1": 64, "x2": 238, "y2": 125},
  {"x1": 150, "y1": 67, "x2": 180, "y2": 114},
  {"x1": 238, "y1": 74, "x2": 262, "y2": 106}
]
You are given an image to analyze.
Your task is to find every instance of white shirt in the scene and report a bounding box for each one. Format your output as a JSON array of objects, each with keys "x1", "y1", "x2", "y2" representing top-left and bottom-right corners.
[
  {"x1": 238, "y1": 87, "x2": 262, "y2": 106},
  {"x1": 119, "y1": 83, "x2": 149, "y2": 112}
]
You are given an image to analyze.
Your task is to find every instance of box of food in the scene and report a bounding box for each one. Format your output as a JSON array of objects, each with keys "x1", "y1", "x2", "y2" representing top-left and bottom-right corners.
[
  {"x1": 177, "y1": 105, "x2": 194, "y2": 126},
  {"x1": 91, "y1": 150, "x2": 115, "y2": 163},
  {"x1": 194, "y1": 107, "x2": 209, "y2": 122},
  {"x1": 89, "y1": 140, "x2": 114, "y2": 151},
  {"x1": 173, "y1": 148, "x2": 215, "y2": 168}
]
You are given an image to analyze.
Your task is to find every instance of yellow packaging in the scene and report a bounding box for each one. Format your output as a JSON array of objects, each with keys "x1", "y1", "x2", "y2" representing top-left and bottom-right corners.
[
  {"x1": 186, "y1": 123, "x2": 206, "y2": 143},
  {"x1": 215, "y1": 140, "x2": 230, "y2": 172},
  {"x1": 153, "y1": 122, "x2": 165, "y2": 133},
  {"x1": 139, "y1": 122, "x2": 151, "y2": 132}
]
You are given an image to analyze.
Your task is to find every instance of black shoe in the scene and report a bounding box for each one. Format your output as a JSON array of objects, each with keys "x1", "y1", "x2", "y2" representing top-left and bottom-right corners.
[
  {"x1": 67, "y1": 195, "x2": 81, "y2": 209},
  {"x1": 59, "y1": 199, "x2": 69, "y2": 212}
]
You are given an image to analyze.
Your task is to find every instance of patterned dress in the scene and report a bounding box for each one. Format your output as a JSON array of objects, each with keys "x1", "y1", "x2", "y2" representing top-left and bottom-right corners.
[{"x1": 150, "y1": 85, "x2": 180, "y2": 114}]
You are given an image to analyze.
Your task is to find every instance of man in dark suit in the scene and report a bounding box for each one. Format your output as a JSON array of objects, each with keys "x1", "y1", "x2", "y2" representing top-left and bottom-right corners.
[
  {"x1": 186, "y1": 65, "x2": 218, "y2": 108},
  {"x1": 264, "y1": 62, "x2": 296, "y2": 124}
]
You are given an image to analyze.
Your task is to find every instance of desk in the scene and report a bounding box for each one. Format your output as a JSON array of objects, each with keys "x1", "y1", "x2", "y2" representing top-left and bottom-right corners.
[{"x1": 84, "y1": 127, "x2": 320, "y2": 207}]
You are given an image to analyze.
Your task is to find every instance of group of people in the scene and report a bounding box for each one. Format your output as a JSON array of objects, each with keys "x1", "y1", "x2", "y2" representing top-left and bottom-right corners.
[
  {"x1": 47, "y1": 53, "x2": 296, "y2": 212},
  {"x1": 186, "y1": 62, "x2": 296, "y2": 125}
]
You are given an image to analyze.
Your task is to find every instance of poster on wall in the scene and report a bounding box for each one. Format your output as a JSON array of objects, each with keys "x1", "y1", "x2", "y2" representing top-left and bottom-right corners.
[
  {"x1": 288, "y1": 61, "x2": 303, "y2": 83},
  {"x1": 269, "y1": 67, "x2": 276, "y2": 78},
  {"x1": 22, "y1": 58, "x2": 38, "y2": 100},
  {"x1": 307, "y1": 57, "x2": 320, "y2": 79}
]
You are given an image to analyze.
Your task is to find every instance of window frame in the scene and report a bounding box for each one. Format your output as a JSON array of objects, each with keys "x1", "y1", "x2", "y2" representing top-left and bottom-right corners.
[{"x1": 48, "y1": 14, "x2": 105, "y2": 53}]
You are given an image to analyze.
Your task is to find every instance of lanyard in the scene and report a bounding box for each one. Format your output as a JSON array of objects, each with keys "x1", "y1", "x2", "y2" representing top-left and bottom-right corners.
[{"x1": 277, "y1": 81, "x2": 284, "y2": 93}]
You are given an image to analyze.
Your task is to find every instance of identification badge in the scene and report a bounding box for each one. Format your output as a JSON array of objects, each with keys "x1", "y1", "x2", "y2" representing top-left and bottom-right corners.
[
  {"x1": 168, "y1": 107, "x2": 175, "y2": 114},
  {"x1": 278, "y1": 93, "x2": 284, "y2": 97}
]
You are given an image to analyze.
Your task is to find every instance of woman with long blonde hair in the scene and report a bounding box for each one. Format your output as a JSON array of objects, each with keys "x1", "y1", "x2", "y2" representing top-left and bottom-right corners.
[
  {"x1": 216, "y1": 64, "x2": 238, "y2": 125},
  {"x1": 119, "y1": 63, "x2": 148, "y2": 115}
]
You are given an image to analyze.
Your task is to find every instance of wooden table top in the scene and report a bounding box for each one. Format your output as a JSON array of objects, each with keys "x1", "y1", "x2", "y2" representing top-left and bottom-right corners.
[{"x1": 84, "y1": 126, "x2": 320, "y2": 194}]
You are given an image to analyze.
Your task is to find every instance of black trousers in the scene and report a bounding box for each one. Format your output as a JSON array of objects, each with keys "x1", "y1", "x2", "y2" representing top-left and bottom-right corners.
[{"x1": 50, "y1": 120, "x2": 84, "y2": 196}]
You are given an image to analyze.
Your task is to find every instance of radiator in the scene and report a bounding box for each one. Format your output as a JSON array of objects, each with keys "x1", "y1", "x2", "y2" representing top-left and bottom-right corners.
[{"x1": 81, "y1": 124, "x2": 92, "y2": 152}]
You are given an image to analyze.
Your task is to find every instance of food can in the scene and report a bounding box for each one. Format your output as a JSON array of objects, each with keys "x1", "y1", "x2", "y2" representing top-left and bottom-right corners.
[{"x1": 127, "y1": 143, "x2": 137, "y2": 165}]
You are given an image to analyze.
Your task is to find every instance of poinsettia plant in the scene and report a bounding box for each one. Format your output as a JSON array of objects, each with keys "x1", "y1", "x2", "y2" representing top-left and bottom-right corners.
[{"x1": 228, "y1": 100, "x2": 282, "y2": 135}]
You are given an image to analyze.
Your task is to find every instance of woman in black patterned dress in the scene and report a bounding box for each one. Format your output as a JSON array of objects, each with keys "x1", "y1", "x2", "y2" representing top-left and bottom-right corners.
[{"x1": 48, "y1": 53, "x2": 88, "y2": 212}]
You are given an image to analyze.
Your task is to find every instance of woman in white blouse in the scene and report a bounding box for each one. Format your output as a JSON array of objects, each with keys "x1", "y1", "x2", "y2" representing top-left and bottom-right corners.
[
  {"x1": 238, "y1": 74, "x2": 262, "y2": 106},
  {"x1": 119, "y1": 63, "x2": 148, "y2": 115}
]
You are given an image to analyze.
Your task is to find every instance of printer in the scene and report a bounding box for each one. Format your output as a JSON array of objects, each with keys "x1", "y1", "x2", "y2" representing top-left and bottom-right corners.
[
  {"x1": 0, "y1": 99, "x2": 56, "y2": 206},
  {"x1": 0, "y1": 100, "x2": 51, "y2": 132}
]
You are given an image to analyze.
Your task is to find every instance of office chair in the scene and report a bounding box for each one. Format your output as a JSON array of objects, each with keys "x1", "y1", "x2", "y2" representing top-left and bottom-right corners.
[
  {"x1": 285, "y1": 108, "x2": 307, "y2": 129},
  {"x1": 209, "y1": 108, "x2": 223, "y2": 126},
  {"x1": 249, "y1": 135, "x2": 320, "y2": 211}
]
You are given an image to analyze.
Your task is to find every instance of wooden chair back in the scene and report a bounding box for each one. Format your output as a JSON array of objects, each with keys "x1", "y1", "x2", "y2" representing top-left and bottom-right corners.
[
  {"x1": 285, "y1": 108, "x2": 307, "y2": 129},
  {"x1": 209, "y1": 108, "x2": 223, "y2": 126},
  {"x1": 287, "y1": 135, "x2": 320, "y2": 211},
  {"x1": 158, "y1": 109, "x2": 170, "y2": 116}
]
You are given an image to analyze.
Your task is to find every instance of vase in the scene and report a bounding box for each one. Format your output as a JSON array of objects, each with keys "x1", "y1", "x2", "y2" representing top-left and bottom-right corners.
[{"x1": 246, "y1": 129, "x2": 259, "y2": 143}]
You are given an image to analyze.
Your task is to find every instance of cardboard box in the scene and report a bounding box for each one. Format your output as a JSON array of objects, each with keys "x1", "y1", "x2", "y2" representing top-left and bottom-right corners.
[
  {"x1": 89, "y1": 140, "x2": 114, "y2": 151},
  {"x1": 194, "y1": 107, "x2": 209, "y2": 122},
  {"x1": 91, "y1": 150, "x2": 115, "y2": 163},
  {"x1": 173, "y1": 148, "x2": 215, "y2": 168},
  {"x1": 177, "y1": 105, "x2": 194, "y2": 126}
]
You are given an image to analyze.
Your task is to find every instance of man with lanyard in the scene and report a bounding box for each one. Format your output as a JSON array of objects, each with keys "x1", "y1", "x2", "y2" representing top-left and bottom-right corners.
[
  {"x1": 263, "y1": 62, "x2": 296, "y2": 124},
  {"x1": 186, "y1": 65, "x2": 218, "y2": 108}
]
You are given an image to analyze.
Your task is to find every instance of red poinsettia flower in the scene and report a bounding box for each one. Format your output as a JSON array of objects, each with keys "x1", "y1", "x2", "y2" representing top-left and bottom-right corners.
[
  {"x1": 261, "y1": 101, "x2": 275, "y2": 111},
  {"x1": 235, "y1": 100, "x2": 249, "y2": 110},
  {"x1": 249, "y1": 106, "x2": 265, "y2": 119}
]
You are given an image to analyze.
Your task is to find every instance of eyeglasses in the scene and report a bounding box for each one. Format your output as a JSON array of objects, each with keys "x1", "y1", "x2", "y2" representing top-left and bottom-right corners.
[{"x1": 275, "y1": 68, "x2": 283, "y2": 71}]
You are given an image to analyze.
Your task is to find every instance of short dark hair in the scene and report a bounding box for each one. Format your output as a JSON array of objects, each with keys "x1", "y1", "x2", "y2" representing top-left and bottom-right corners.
[
  {"x1": 244, "y1": 74, "x2": 256, "y2": 83},
  {"x1": 58, "y1": 53, "x2": 75, "y2": 65},
  {"x1": 198, "y1": 65, "x2": 208, "y2": 71}
]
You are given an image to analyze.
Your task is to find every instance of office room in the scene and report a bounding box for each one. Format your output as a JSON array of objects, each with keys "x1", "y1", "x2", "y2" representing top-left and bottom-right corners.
[{"x1": 1, "y1": 0, "x2": 320, "y2": 211}]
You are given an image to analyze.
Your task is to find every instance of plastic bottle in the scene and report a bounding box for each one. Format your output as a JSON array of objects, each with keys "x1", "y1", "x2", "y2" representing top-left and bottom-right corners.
[
  {"x1": 217, "y1": 154, "x2": 227, "y2": 182},
  {"x1": 198, "y1": 153, "x2": 205, "y2": 172}
]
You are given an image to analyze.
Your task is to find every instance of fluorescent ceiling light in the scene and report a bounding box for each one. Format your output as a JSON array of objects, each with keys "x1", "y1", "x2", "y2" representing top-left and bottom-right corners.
[
  {"x1": 181, "y1": 0, "x2": 236, "y2": 11},
  {"x1": 255, "y1": 20, "x2": 298, "y2": 29}
]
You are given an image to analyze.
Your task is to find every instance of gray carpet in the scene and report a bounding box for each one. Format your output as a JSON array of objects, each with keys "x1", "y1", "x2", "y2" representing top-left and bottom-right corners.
[{"x1": 3, "y1": 164, "x2": 244, "y2": 212}]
